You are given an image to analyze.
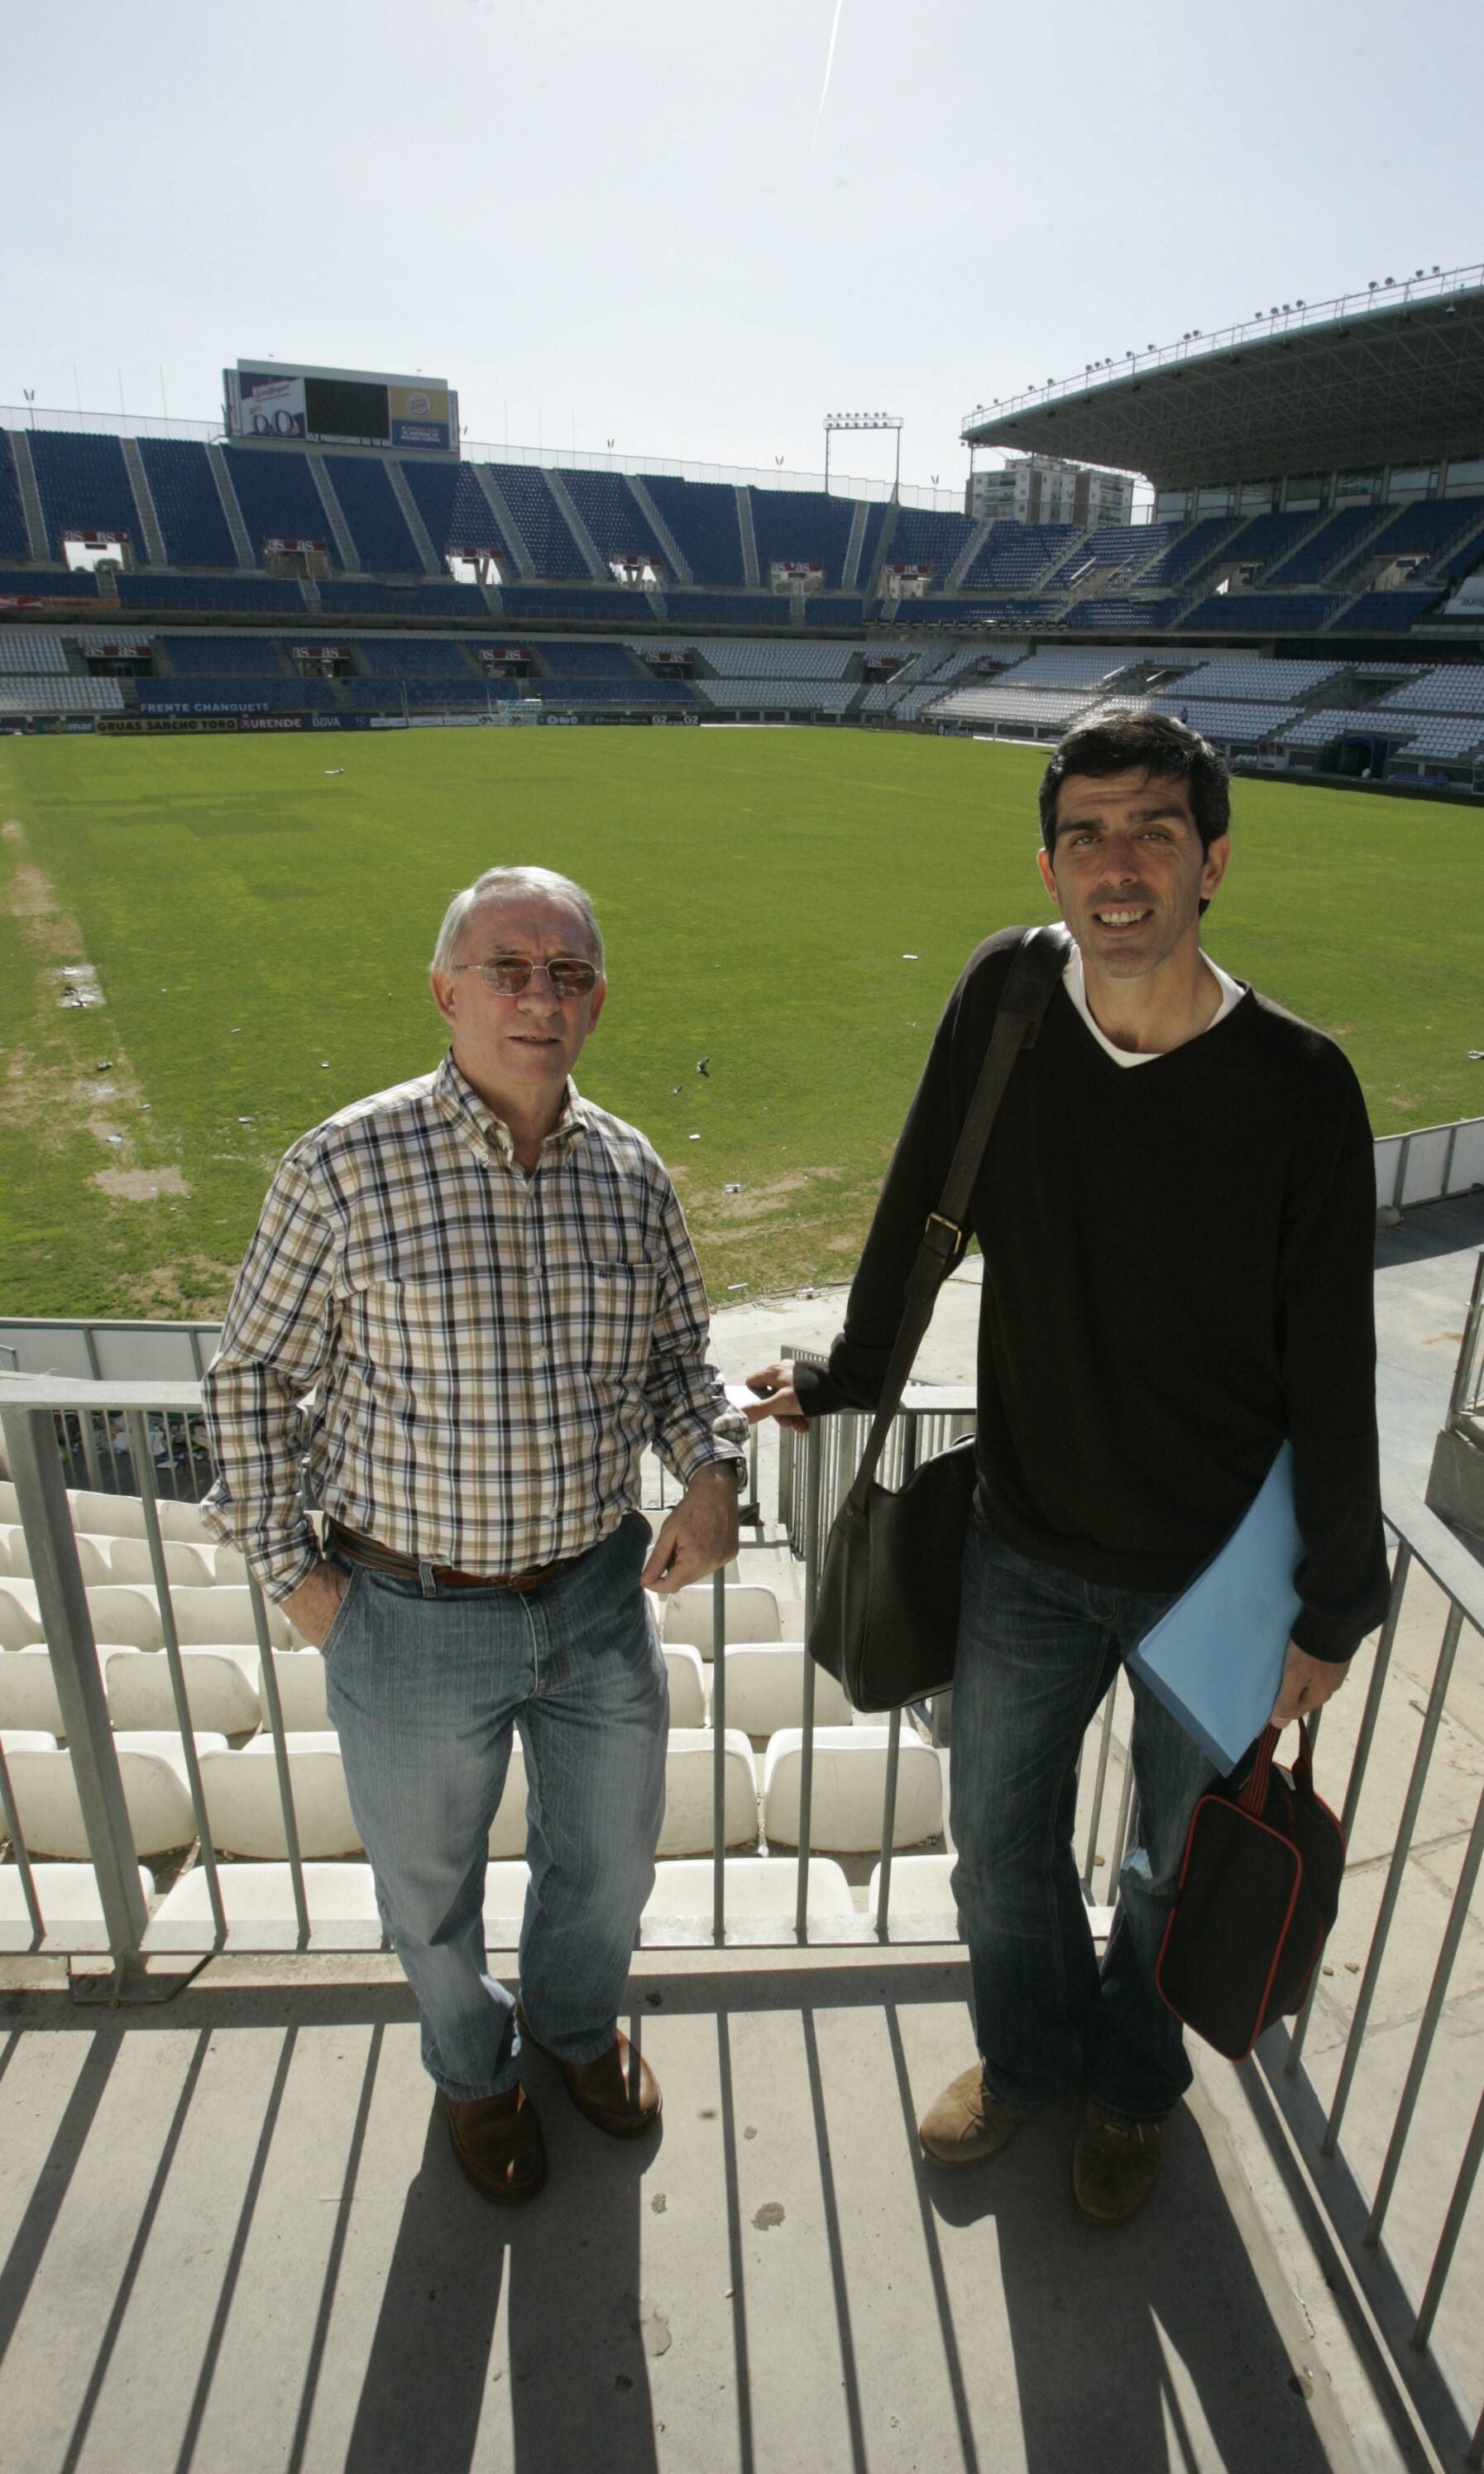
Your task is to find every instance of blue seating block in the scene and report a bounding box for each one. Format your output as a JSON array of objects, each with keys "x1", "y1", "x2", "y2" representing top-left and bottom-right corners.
[{"x1": 139, "y1": 442, "x2": 237, "y2": 568}]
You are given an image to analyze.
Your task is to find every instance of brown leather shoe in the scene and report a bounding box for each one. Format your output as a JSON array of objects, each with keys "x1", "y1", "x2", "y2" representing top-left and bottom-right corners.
[
  {"x1": 919, "y1": 2064, "x2": 1031, "y2": 2167},
  {"x1": 446, "y1": 2085, "x2": 547, "y2": 2204},
  {"x1": 519, "y1": 2011, "x2": 661, "y2": 2138}
]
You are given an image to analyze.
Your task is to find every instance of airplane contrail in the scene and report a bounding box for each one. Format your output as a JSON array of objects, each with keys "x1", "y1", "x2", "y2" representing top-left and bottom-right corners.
[{"x1": 811, "y1": 0, "x2": 845, "y2": 153}]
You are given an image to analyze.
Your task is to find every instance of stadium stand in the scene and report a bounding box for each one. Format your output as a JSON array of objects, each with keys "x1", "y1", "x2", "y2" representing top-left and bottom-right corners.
[
  {"x1": 136, "y1": 678, "x2": 338, "y2": 715},
  {"x1": 749, "y1": 490, "x2": 857, "y2": 588},
  {"x1": 498, "y1": 583, "x2": 650, "y2": 621},
  {"x1": 806, "y1": 596, "x2": 865, "y2": 627},
  {"x1": 1277, "y1": 706, "x2": 1423, "y2": 750},
  {"x1": 993, "y1": 648, "x2": 1142, "y2": 689},
  {"x1": 397, "y1": 459, "x2": 512, "y2": 567},
  {"x1": 1151, "y1": 652, "x2": 1347, "y2": 699},
  {"x1": 1211, "y1": 511, "x2": 1322, "y2": 578},
  {"x1": 1377, "y1": 664, "x2": 1484, "y2": 711},
  {"x1": 0, "y1": 565, "x2": 98, "y2": 597},
  {"x1": 532, "y1": 640, "x2": 648, "y2": 678},
  {"x1": 0, "y1": 630, "x2": 69, "y2": 671},
  {"x1": 960, "y1": 522, "x2": 1084, "y2": 591},
  {"x1": 0, "y1": 677, "x2": 126, "y2": 714},
  {"x1": 220, "y1": 446, "x2": 338, "y2": 566},
  {"x1": 690, "y1": 678, "x2": 858, "y2": 714},
  {"x1": 925, "y1": 682, "x2": 1107, "y2": 731},
  {"x1": 1108, "y1": 694, "x2": 1304, "y2": 745},
  {"x1": 1046, "y1": 521, "x2": 1179, "y2": 585},
  {"x1": 157, "y1": 635, "x2": 286, "y2": 674},
  {"x1": 873, "y1": 506, "x2": 972, "y2": 585},
  {"x1": 1132, "y1": 518, "x2": 1241, "y2": 588},
  {"x1": 1065, "y1": 597, "x2": 1180, "y2": 630},
  {"x1": 554, "y1": 470, "x2": 668, "y2": 573},
  {"x1": 0, "y1": 434, "x2": 36, "y2": 560},
  {"x1": 486, "y1": 467, "x2": 589, "y2": 578},
  {"x1": 355, "y1": 637, "x2": 479, "y2": 677},
  {"x1": 641, "y1": 477, "x2": 745, "y2": 585},
  {"x1": 696, "y1": 640, "x2": 861, "y2": 678},
  {"x1": 27, "y1": 431, "x2": 142, "y2": 561},
  {"x1": 1178, "y1": 592, "x2": 1343, "y2": 633},
  {"x1": 114, "y1": 573, "x2": 304, "y2": 613},
  {"x1": 320, "y1": 456, "x2": 424, "y2": 573},
  {"x1": 661, "y1": 592, "x2": 784, "y2": 625},
  {"x1": 1265, "y1": 507, "x2": 1381, "y2": 585},
  {"x1": 137, "y1": 440, "x2": 238, "y2": 568},
  {"x1": 1340, "y1": 591, "x2": 1443, "y2": 631},
  {"x1": 316, "y1": 579, "x2": 488, "y2": 617},
  {"x1": 1333, "y1": 498, "x2": 1484, "y2": 582}
]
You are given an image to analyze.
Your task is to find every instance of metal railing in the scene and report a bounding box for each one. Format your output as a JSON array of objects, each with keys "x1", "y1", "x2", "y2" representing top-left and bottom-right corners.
[{"x1": 2, "y1": 1373, "x2": 1482, "y2": 2452}]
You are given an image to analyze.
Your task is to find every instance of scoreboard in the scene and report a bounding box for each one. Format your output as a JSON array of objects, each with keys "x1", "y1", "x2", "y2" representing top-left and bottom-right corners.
[{"x1": 224, "y1": 360, "x2": 457, "y2": 455}]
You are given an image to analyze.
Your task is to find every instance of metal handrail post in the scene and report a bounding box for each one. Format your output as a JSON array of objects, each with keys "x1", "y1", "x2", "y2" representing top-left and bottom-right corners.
[
  {"x1": 1322, "y1": 1603, "x2": 1465, "y2": 2157},
  {"x1": 711, "y1": 1565, "x2": 726, "y2": 1947},
  {"x1": 1364, "y1": 1762, "x2": 1484, "y2": 2246},
  {"x1": 874, "y1": 1407, "x2": 917, "y2": 1939},
  {"x1": 249, "y1": 1580, "x2": 311, "y2": 1944},
  {"x1": 793, "y1": 1423, "x2": 822, "y2": 1939},
  {"x1": 1285, "y1": 1541, "x2": 1407, "y2": 2074},
  {"x1": 127, "y1": 1410, "x2": 227, "y2": 1941},
  {"x1": 2, "y1": 1401, "x2": 149, "y2": 1973},
  {"x1": 0, "y1": 1740, "x2": 44, "y2": 1942}
]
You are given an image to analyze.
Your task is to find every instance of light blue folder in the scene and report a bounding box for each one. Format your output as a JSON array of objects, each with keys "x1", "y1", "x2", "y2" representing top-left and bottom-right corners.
[{"x1": 1126, "y1": 1442, "x2": 1302, "y2": 1774}]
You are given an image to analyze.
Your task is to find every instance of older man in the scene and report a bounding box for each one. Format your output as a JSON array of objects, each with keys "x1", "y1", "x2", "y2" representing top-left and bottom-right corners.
[{"x1": 203, "y1": 865, "x2": 746, "y2": 2205}]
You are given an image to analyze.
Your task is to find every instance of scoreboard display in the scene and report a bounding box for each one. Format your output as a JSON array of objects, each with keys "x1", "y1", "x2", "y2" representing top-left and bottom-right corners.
[{"x1": 224, "y1": 360, "x2": 457, "y2": 454}]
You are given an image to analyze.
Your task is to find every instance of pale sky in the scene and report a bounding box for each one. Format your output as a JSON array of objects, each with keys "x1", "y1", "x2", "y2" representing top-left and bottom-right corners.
[{"x1": 4, "y1": 0, "x2": 1481, "y2": 496}]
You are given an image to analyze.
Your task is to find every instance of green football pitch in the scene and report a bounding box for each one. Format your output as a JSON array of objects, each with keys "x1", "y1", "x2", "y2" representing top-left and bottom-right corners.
[{"x1": 2, "y1": 725, "x2": 1480, "y2": 1321}]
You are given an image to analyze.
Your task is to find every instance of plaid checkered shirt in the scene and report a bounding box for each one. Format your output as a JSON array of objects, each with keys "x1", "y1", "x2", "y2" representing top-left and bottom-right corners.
[{"x1": 200, "y1": 1053, "x2": 747, "y2": 1600}]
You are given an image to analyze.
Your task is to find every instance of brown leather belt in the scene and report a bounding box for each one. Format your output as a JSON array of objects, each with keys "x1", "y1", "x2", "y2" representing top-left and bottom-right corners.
[{"x1": 326, "y1": 1517, "x2": 583, "y2": 1594}]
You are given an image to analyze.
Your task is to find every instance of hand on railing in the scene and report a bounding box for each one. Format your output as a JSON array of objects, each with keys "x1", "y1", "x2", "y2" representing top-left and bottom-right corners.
[{"x1": 743, "y1": 1361, "x2": 807, "y2": 1433}]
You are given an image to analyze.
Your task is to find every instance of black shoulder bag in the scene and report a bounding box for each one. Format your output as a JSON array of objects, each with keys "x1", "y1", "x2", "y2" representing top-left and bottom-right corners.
[{"x1": 807, "y1": 925, "x2": 1068, "y2": 1712}]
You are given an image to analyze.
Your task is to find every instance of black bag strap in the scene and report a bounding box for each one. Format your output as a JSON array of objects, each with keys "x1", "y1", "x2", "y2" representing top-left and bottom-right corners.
[{"x1": 845, "y1": 923, "x2": 1069, "y2": 1511}]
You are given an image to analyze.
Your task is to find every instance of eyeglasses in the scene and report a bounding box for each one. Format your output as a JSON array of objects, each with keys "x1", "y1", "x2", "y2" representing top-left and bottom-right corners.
[{"x1": 450, "y1": 956, "x2": 600, "y2": 998}]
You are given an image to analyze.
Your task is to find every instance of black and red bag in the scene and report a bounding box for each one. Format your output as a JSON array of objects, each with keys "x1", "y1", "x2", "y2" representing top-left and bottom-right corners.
[{"x1": 1156, "y1": 1719, "x2": 1345, "y2": 2061}]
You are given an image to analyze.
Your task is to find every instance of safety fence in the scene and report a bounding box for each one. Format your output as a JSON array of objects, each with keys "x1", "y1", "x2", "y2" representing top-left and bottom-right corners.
[{"x1": 0, "y1": 1374, "x2": 1481, "y2": 2455}]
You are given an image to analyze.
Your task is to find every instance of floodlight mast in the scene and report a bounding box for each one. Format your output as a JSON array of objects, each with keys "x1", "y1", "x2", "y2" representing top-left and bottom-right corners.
[{"x1": 823, "y1": 410, "x2": 903, "y2": 496}]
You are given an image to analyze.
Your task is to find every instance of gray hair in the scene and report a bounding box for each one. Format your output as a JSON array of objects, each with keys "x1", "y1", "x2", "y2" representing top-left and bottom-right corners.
[{"x1": 430, "y1": 866, "x2": 606, "y2": 977}]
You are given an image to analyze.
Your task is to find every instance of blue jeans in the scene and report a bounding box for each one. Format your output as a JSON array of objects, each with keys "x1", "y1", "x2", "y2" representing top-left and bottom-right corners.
[
  {"x1": 950, "y1": 1520, "x2": 1218, "y2": 2124},
  {"x1": 323, "y1": 1512, "x2": 667, "y2": 2102}
]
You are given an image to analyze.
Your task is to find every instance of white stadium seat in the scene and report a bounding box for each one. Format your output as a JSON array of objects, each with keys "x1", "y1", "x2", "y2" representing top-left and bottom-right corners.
[
  {"x1": 0, "y1": 1583, "x2": 45, "y2": 1650},
  {"x1": 164, "y1": 1586, "x2": 289, "y2": 1647},
  {"x1": 487, "y1": 1738, "x2": 530, "y2": 1858},
  {"x1": 866, "y1": 1853, "x2": 961, "y2": 1922},
  {"x1": 101, "y1": 1536, "x2": 215, "y2": 1588},
  {"x1": 483, "y1": 1861, "x2": 532, "y2": 1935},
  {"x1": 716, "y1": 1644, "x2": 852, "y2": 1738},
  {"x1": 641, "y1": 1854, "x2": 854, "y2": 1925},
  {"x1": 0, "y1": 1863, "x2": 156, "y2": 1937},
  {"x1": 103, "y1": 1644, "x2": 262, "y2": 1736},
  {"x1": 763, "y1": 1727, "x2": 944, "y2": 1853},
  {"x1": 658, "y1": 1729, "x2": 759, "y2": 1855},
  {"x1": 663, "y1": 1644, "x2": 708, "y2": 1727},
  {"x1": 67, "y1": 1489, "x2": 147, "y2": 1539},
  {"x1": 199, "y1": 1735, "x2": 361, "y2": 1859},
  {"x1": 0, "y1": 1482, "x2": 17, "y2": 1523},
  {"x1": 5, "y1": 1741, "x2": 217, "y2": 1858},
  {"x1": 1, "y1": 1729, "x2": 57, "y2": 1752},
  {"x1": 261, "y1": 1648, "x2": 330, "y2": 1731},
  {"x1": 82, "y1": 1586, "x2": 166, "y2": 1652},
  {"x1": 150, "y1": 1861, "x2": 381, "y2": 1938},
  {"x1": 0, "y1": 1647, "x2": 69, "y2": 1734},
  {"x1": 661, "y1": 1585, "x2": 781, "y2": 1655}
]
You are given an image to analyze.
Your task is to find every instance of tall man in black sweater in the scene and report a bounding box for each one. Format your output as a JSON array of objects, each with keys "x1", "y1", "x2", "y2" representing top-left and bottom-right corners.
[{"x1": 746, "y1": 710, "x2": 1389, "y2": 2225}]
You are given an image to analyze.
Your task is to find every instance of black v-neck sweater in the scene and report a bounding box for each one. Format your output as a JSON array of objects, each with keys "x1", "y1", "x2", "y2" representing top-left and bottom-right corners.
[{"x1": 797, "y1": 929, "x2": 1390, "y2": 1663}]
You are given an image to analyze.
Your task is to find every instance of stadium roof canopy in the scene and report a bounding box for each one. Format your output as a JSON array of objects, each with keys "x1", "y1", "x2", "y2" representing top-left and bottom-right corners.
[{"x1": 961, "y1": 266, "x2": 1484, "y2": 488}]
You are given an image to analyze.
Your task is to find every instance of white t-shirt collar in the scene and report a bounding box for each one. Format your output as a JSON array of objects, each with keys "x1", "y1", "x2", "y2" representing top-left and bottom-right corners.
[{"x1": 1063, "y1": 944, "x2": 1245, "y2": 1068}]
